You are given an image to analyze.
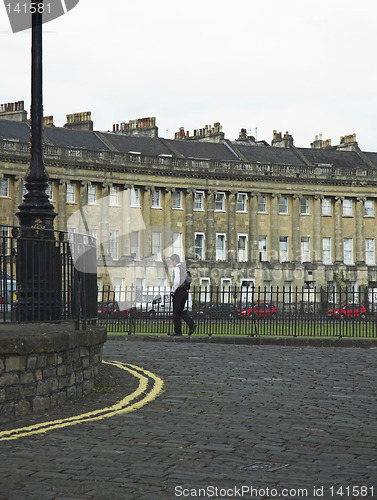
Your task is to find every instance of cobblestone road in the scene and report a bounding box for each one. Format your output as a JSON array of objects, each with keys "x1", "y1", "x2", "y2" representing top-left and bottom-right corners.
[{"x1": 0, "y1": 337, "x2": 376, "y2": 500}]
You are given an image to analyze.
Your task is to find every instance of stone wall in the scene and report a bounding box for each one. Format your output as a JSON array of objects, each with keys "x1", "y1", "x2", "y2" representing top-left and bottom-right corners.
[{"x1": 0, "y1": 324, "x2": 107, "y2": 421}]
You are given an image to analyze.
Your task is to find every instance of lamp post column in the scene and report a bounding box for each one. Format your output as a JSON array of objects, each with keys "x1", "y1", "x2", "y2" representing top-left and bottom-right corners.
[{"x1": 16, "y1": 3, "x2": 59, "y2": 321}]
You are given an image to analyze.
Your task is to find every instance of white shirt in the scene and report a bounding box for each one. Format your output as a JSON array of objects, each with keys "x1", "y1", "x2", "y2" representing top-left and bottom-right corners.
[{"x1": 172, "y1": 263, "x2": 184, "y2": 292}]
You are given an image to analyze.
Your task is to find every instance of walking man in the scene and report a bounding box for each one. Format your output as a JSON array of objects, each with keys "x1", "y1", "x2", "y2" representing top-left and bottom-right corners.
[{"x1": 169, "y1": 254, "x2": 196, "y2": 337}]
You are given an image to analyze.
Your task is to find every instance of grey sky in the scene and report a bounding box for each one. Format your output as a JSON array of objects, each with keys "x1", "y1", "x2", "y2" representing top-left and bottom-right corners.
[{"x1": 1, "y1": 0, "x2": 377, "y2": 150}]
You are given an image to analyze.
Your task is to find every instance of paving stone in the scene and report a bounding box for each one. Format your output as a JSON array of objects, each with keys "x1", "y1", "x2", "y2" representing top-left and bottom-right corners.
[{"x1": 0, "y1": 340, "x2": 376, "y2": 498}]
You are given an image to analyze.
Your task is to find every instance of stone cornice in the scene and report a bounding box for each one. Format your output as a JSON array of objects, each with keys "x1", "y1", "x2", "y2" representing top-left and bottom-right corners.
[{"x1": 1, "y1": 141, "x2": 377, "y2": 189}]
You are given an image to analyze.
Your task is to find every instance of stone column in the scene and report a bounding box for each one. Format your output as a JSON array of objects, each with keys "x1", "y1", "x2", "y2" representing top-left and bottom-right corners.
[
  {"x1": 249, "y1": 193, "x2": 258, "y2": 262},
  {"x1": 227, "y1": 192, "x2": 236, "y2": 262},
  {"x1": 292, "y1": 195, "x2": 301, "y2": 262},
  {"x1": 100, "y1": 184, "x2": 110, "y2": 258},
  {"x1": 270, "y1": 194, "x2": 279, "y2": 262},
  {"x1": 78, "y1": 182, "x2": 88, "y2": 234},
  {"x1": 313, "y1": 196, "x2": 322, "y2": 262},
  {"x1": 143, "y1": 188, "x2": 151, "y2": 259},
  {"x1": 79, "y1": 182, "x2": 88, "y2": 207},
  {"x1": 356, "y1": 197, "x2": 365, "y2": 264},
  {"x1": 12, "y1": 177, "x2": 23, "y2": 226},
  {"x1": 334, "y1": 197, "x2": 343, "y2": 263},
  {"x1": 57, "y1": 181, "x2": 67, "y2": 231},
  {"x1": 185, "y1": 189, "x2": 194, "y2": 260},
  {"x1": 164, "y1": 188, "x2": 173, "y2": 258},
  {"x1": 206, "y1": 190, "x2": 216, "y2": 261},
  {"x1": 121, "y1": 184, "x2": 131, "y2": 258}
]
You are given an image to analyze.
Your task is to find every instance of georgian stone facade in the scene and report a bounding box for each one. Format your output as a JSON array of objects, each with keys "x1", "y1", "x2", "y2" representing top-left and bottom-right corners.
[{"x1": 1, "y1": 103, "x2": 377, "y2": 295}]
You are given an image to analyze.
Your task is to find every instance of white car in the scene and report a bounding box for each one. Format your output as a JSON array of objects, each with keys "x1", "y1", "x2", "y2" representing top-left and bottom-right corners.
[{"x1": 136, "y1": 294, "x2": 173, "y2": 317}]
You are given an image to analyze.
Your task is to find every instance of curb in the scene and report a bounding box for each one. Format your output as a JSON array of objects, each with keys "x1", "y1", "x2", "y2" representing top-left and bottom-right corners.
[{"x1": 107, "y1": 334, "x2": 377, "y2": 348}]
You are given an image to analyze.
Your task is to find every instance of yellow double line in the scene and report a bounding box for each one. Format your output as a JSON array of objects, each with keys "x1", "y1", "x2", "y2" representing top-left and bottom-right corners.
[{"x1": 0, "y1": 361, "x2": 164, "y2": 442}]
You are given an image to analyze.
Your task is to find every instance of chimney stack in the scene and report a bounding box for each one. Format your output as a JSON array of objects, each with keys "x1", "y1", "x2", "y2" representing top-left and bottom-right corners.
[{"x1": 0, "y1": 100, "x2": 27, "y2": 122}]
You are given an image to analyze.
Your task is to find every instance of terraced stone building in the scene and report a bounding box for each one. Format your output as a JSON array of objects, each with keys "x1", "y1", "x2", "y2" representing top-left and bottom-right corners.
[{"x1": 1, "y1": 101, "x2": 376, "y2": 299}]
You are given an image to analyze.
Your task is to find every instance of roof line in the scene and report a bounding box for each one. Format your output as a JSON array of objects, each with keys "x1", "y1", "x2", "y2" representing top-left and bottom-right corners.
[
  {"x1": 159, "y1": 138, "x2": 184, "y2": 158},
  {"x1": 93, "y1": 132, "x2": 116, "y2": 152},
  {"x1": 223, "y1": 139, "x2": 244, "y2": 161}
]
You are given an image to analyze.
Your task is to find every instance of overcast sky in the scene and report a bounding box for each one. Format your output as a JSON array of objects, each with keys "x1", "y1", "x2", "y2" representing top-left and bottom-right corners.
[{"x1": 1, "y1": 0, "x2": 377, "y2": 150}]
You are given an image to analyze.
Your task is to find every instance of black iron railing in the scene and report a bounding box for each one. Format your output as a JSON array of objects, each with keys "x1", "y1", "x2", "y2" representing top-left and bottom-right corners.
[
  {"x1": 98, "y1": 285, "x2": 377, "y2": 338},
  {"x1": 0, "y1": 225, "x2": 97, "y2": 329}
]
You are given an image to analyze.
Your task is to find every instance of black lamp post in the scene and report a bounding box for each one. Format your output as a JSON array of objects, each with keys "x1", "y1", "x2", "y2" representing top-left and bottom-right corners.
[
  {"x1": 18, "y1": 1, "x2": 56, "y2": 229},
  {"x1": 16, "y1": 2, "x2": 60, "y2": 321}
]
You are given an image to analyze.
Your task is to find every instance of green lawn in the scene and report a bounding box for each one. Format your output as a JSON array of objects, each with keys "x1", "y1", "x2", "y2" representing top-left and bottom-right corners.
[{"x1": 104, "y1": 318, "x2": 377, "y2": 339}]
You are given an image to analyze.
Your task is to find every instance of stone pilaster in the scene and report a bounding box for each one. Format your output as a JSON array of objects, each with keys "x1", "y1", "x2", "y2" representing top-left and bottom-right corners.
[
  {"x1": 78, "y1": 182, "x2": 88, "y2": 234},
  {"x1": 292, "y1": 195, "x2": 301, "y2": 262},
  {"x1": 57, "y1": 181, "x2": 67, "y2": 231},
  {"x1": 100, "y1": 184, "x2": 110, "y2": 257},
  {"x1": 121, "y1": 184, "x2": 131, "y2": 258},
  {"x1": 334, "y1": 197, "x2": 343, "y2": 263},
  {"x1": 12, "y1": 177, "x2": 23, "y2": 226},
  {"x1": 227, "y1": 192, "x2": 236, "y2": 262},
  {"x1": 270, "y1": 194, "x2": 279, "y2": 262},
  {"x1": 206, "y1": 190, "x2": 216, "y2": 261},
  {"x1": 249, "y1": 193, "x2": 258, "y2": 262},
  {"x1": 356, "y1": 197, "x2": 365, "y2": 264},
  {"x1": 143, "y1": 188, "x2": 151, "y2": 258},
  {"x1": 164, "y1": 188, "x2": 173, "y2": 258},
  {"x1": 313, "y1": 196, "x2": 322, "y2": 262},
  {"x1": 185, "y1": 189, "x2": 194, "y2": 260}
]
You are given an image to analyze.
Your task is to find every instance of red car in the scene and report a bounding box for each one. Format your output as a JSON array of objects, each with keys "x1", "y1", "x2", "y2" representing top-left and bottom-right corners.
[
  {"x1": 327, "y1": 303, "x2": 366, "y2": 320},
  {"x1": 238, "y1": 302, "x2": 277, "y2": 319},
  {"x1": 97, "y1": 301, "x2": 136, "y2": 318}
]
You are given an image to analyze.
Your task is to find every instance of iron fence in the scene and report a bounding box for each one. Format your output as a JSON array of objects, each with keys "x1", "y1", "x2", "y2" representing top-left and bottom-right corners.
[
  {"x1": 0, "y1": 225, "x2": 97, "y2": 329},
  {"x1": 98, "y1": 285, "x2": 377, "y2": 338}
]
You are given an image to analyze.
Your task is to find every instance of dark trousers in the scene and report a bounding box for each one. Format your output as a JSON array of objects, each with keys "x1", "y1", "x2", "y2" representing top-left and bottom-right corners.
[{"x1": 173, "y1": 289, "x2": 194, "y2": 334}]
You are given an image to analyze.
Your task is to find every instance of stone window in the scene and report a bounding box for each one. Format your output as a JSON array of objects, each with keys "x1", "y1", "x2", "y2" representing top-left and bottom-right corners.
[
  {"x1": 301, "y1": 237, "x2": 310, "y2": 262},
  {"x1": 259, "y1": 236, "x2": 267, "y2": 262},
  {"x1": 66, "y1": 183, "x2": 75, "y2": 203},
  {"x1": 236, "y1": 193, "x2": 247, "y2": 212},
  {"x1": 279, "y1": 197, "x2": 288, "y2": 214},
  {"x1": 172, "y1": 191, "x2": 182, "y2": 209},
  {"x1": 365, "y1": 199, "x2": 375, "y2": 217},
  {"x1": 110, "y1": 230, "x2": 119, "y2": 260},
  {"x1": 215, "y1": 192, "x2": 225, "y2": 211},
  {"x1": 194, "y1": 191, "x2": 205, "y2": 211},
  {"x1": 152, "y1": 231, "x2": 162, "y2": 260},
  {"x1": 365, "y1": 238, "x2": 375, "y2": 265},
  {"x1": 322, "y1": 237, "x2": 332, "y2": 264},
  {"x1": 279, "y1": 236, "x2": 289, "y2": 262},
  {"x1": 343, "y1": 199, "x2": 353, "y2": 217},
  {"x1": 0, "y1": 178, "x2": 9, "y2": 198},
  {"x1": 109, "y1": 186, "x2": 119, "y2": 206},
  {"x1": 88, "y1": 185, "x2": 96, "y2": 204},
  {"x1": 300, "y1": 198, "x2": 310, "y2": 215},
  {"x1": 322, "y1": 198, "x2": 332, "y2": 216},
  {"x1": 173, "y1": 232, "x2": 183, "y2": 259},
  {"x1": 258, "y1": 196, "x2": 267, "y2": 213},
  {"x1": 130, "y1": 188, "x2": 141, "y2": 207},
  {"x1": 151, "y1": 189, "x2": 161, "y2": 208},
  {"x1": 131, "y1": 231, "x2": 140, "y2": 260},
  {"x1": 216, "y1": 233, "x2": 226, "y2": 261},
  {"x1": 343, "y1": 238, "x2": 353, "y2": 264},
  {"x1": 194, "y1": 232, "x2": 205, "y2": 260},
  {"x1": 237, "y1": 234, "x2": 248, "y2": 262}
]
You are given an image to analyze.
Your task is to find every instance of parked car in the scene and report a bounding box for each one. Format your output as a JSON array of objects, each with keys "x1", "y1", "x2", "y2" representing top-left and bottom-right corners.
[
  {"x1": 196, "y1": 303, "x2": 241, "y2": 319},
  {"x1": 238, "y1": 302, "x2": 277, "y2": 319},
  {"x1": 135, "y1": 294, "x2": 173, "y2": 317},
  {"x1": 97, "y1": 301, "x2": 136, "y2": 318},
  {"x1": 327, "y1": 303, "x2": 366, "y2": 320}
]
